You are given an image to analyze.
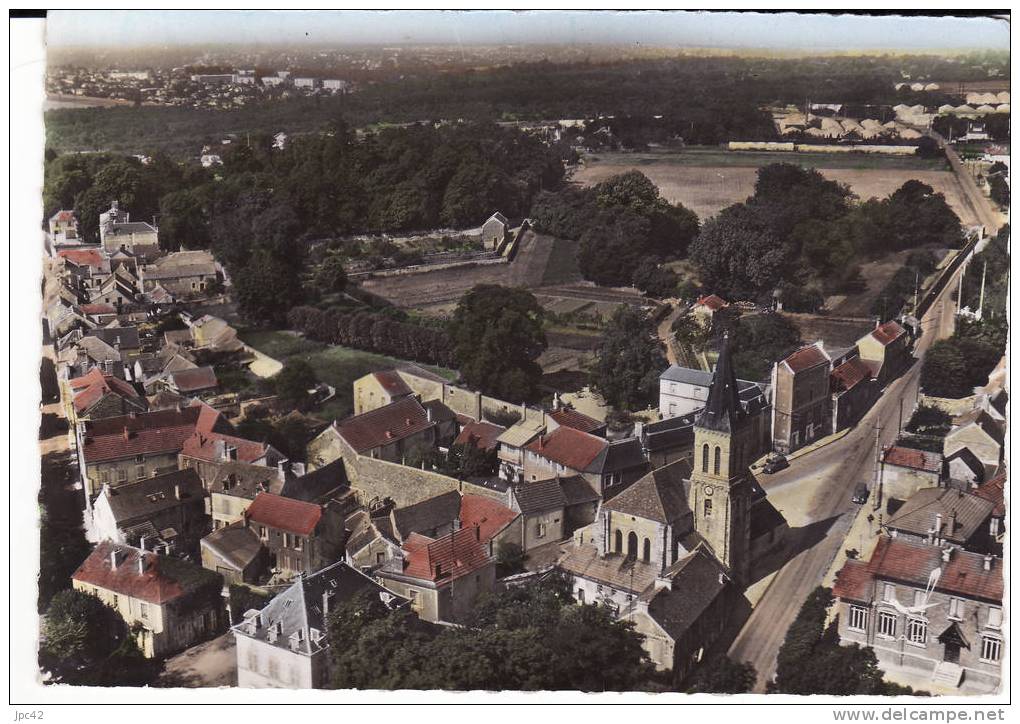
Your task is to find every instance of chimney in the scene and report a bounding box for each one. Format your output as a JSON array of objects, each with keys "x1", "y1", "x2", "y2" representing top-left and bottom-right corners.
[
  {"x1": 110, "y1": 547, "x2": 127, "y2": 569},
  {"x1": 935, "y1": 512, "x2": 943, "y2": 534},
  {"x1": 139, "y1": 535, "x2": 148, "y2": 551},
  {"x1": 941, "y1": 547, "x2": 953, "y2": 563},
  {"x1": 949, "y1": 509, "x2": 957, "y2": 533},
  {"x1": 474, "y1": 525, "x2": 480, "y2": 541},
  {"x1": 553, "y1": 393, "x2": 560, "y2": 410},
  {"x1": 426, "y1": 406, "x2": 433, "y2": 423},
  {"x1": 174, "y1": 483, "x2": 181, "y2": 500},
  {"x1": 322, "y1": 591, "x2": 331, "y2": 618},
  {"x1": 983, "y1": 554, "x2": 993, "y2": 571},
  {"x1": 122, "y1": 426, "x2": 131, "y2": 441},
  {"x1": 137, "y1": 551, "x2": 149, "y2": 575}
]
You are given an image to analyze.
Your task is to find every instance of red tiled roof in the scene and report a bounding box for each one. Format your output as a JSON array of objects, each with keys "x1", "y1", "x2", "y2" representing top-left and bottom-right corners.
[
  {"x1": 52, "y1": 210, "x2": 75, "y2": 223},
  {"x1": 170, "y1": 365, "x2": 218, "y2": 393},
  {"x1": 871, "y1": 320, "x2": 906, "y2": 346},
  {"x1": 335, "y1": 397, "x2": 432, "y2": 454},
  {"x1": 831, "y1": 356, "x2": 873, "y2": 392},
  {"x1": 454, "y1": 420, "x2": 505, "y2": 452},
  {"x1": 832, "y1": 559, "x2": 873, "y2": 602},
  {"x1": 973, "y1": 473, "x2": 1006, "y2": 517},
  {"x1": 72, "y1": 369, "x2": 143, "y2": 414},
  {"x1": 180, "y1": 429, "x2": 268, "y2": 465},
  {"x1": 782, "y1": 344, "x2": 829, "y2": 373},
  {"x1": 548, "y1": 406, "x2": 604, "y2": 434},
  {"x1": 245, "y1": 492, "x2": 321, "y2": 536},
  {"x1": 59, "y1": 249, "x2": 104, "y2": 268},
  {"x1": 373, "y1": 370, "x2": 412, "y2": 398},
  {"x1": 866, "y1": 536, "x2": 1003, "y2": 603},
  {"x1": 882, "y1": 446, "x2": 942, "y2": 473},
  {"x1": 402, "y1": 527, "x2": 491, "y2": 583},
  {"x1": 80, "y1": 303, "x2": 117, "y2": 316},
  {"x1": 459, "y1": 494, "x2": 518, "y2": 543},
  {"x1": 695, "y1": 294, "x2": 728, "y2": 311},
  {"x1": 80, "y1": 400, "x2": 230, "y2": 463},
  {"x1": 525, "y1": 426, "x2": 608, "y2": 472},
  {"x1": 73, "y1": 541, "x2": 184, "y2": 604}
]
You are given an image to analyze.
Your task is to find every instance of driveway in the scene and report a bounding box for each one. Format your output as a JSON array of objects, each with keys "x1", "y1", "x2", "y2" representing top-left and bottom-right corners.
[{"x1": 156, "y1": 632, "x2": 237, "y2": 688}]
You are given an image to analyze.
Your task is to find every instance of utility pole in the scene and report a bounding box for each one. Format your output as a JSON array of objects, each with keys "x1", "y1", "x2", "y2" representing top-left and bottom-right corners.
[
  {"x1": 977, "y1": 259, "x2": 988, "y2": 320},
  {"x1": 913, "y1": 270, "x2": 920, "y2": 314}
]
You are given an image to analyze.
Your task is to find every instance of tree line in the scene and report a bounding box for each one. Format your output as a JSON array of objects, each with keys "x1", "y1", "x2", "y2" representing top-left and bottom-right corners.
[{"x1": 286, "y1": 305, "x2": 456, "y2": 368}]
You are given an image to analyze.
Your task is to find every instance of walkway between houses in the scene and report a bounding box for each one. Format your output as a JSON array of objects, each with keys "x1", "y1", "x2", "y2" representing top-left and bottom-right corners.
[{"x1": 156, "y1": 632, "x2": 237, "y2": 688}]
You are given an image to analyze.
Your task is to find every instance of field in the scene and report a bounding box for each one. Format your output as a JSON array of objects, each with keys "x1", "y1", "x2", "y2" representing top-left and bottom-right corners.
[
  {"x1": 572, "y1": 150, "x2": 980, "y2": 226},
  {"x1": 239, "y1": 329, "x2": 456, "y2": 421}
]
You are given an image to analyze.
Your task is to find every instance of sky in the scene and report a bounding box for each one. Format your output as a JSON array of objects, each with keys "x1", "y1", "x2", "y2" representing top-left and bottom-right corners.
[{"x1": 46, "y1": 10, "x2": 1009, "y2": 52}]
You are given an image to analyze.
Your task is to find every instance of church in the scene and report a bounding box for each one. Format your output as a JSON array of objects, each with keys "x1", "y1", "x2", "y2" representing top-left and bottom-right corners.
[{"x1": 557, "y1": 335, "x2": 787, "y2": 680}]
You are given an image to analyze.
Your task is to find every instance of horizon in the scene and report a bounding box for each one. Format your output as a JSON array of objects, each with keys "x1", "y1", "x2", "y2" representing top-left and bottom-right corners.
[{"x1": 46, "y1": 10, "x2": 1009, "y2": 53}]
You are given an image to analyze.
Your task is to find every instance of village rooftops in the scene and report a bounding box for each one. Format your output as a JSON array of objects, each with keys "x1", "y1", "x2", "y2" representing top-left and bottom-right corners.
[
  {"x1": 694, "y1": 294, "x2": 729, "y2": 311},
  {"x1": 831, "y1": 356, "x2": 873, "y2": 392},
  {"x1": 495, "y1": 416, "x2": 546, "y2": 449},
  {"x1": 391, "y1": 490, "x2": 462, "y2": 541},
  {"x1": 548, "y1": 406, "x2": 605, "y2": 435},
  {"x1": 399, "y1": 527, "x2": 492, "y2": 583},
  {"x1": 870, "y1": 320, "x2": 907, "y2": 346},
  {"x1": 169, "y1": 366, "x2": 218, "y2": 393},
  {"x1": 70, "y1": 368, "x2": 144, "y2": 414},
  {"x1": 526, "y1": 425, "x2": 607, "y2": 472},
  {"x1": 514, "y1": 478, "x2": 567, "y2": 514},
  {"x1": 233, "y1": 561, "x2": 403, "y2": 655},
  {"x1": 333, "y1": 396, "x2": 433, "y2": 454},
  {"x1": 637, "y1": 548, "x2": 729, "y2": 639},
  {"x1": 781, "y1": 343, "x2": 830, "y2": 373},
  {"x1": 952, "y1": 409, "x2": 1006, "y2": 445},
  {"x1": 59, "y1": 248, "x2": 105, "y2": 268},
  {"x1": 454, "y1": 420, "x2": 505, "y2": 452},
  {"x1": 459, "y1": 494, "x2": 519, "y2": 543},
  {"x1": 972, "y1": 474, "x2": 1006, "y2": 517},
  {"x1": 245, "y1": 492, "x2": 322, "y2": 536},
  {"x1": 86, "y1": 326, "x2": 141, "y2": 350},
  {"x1": 209, "y1": 461, "x2": 283, "y2": 498},
  {"x1": 881, "y1": 446, "x2": 943, "y2": 474},
  {"x1": 602, "y1": 459, "x2": 692, "y2": 524},
  {"x1": 51, "y1": 209, "x2": 75, "y2": 224},
  {"x1": 885, "y1": 487, "x2": 996, "y2": 544},
  {"x1": 279, "y1": 459, "x2": 349, "y2": 504},
  {"x1": 833, "y1": 535, "x2": 1003, "y2": 605},
  {"x1": 80, "y1": 403, "x2": 221, "y2": 463},
  {"x1": 100, "y1": 468, "x2": 204, "y2": 524},
  {"x1": 73, "y1": 540, "x2": 221, "y2": 605},
  {"x1": 201, "y1": 522, "x2": 263, "y2": 571},
  {"x1": 372, "y1": 370, "x2": 413, "y2": 398}
]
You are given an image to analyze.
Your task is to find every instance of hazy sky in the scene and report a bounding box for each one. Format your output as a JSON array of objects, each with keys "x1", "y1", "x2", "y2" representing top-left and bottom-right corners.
[{"x1": 46, "y1": 10, "x2": 1009, "y2": 52}]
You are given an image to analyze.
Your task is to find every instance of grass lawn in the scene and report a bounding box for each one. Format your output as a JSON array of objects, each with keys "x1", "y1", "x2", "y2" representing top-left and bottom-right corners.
[
  {"x1": 582, "y1": 148, "x2": 950, "y2": 172},
  {"x1": 239, "y1": 328, "x2": 457, "y2": 420}
]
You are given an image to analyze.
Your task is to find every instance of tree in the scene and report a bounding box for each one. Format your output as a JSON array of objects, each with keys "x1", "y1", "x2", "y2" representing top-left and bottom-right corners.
[
  {"x1": 316, "y1": 254, "x2": 349, "y2": 295},
  {"x1": 591, "y1": 306, "x2": 667, "y2": 411},
  {"x1": 633, "y1": 259, "x2": 680, "y2": 298},
  {"x1": 730, "y1": 313, "x2": 802, "y2": 381},
  {"x1": 686, "y1": 656, "x2": 757, "y2": 694},
  {"x1": 273, "y1": 359, "x2": 318, "y2": 411},
  {"x1": 449, "y1": 285, "x2": 547, "y2": 402},
  {"x1": 233, "y1": 249, "x2": 304, "y2": 326}
]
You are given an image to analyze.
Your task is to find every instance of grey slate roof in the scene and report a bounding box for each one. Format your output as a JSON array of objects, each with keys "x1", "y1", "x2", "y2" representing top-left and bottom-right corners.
[
  {"x1": 514, "y1": 477, "x2": 567, "y2": 514},
  {"x1": 559, "y1": 475, "x2": 600, "y2": 506},
  {"x1": 660, "y1": 366, "x2": 714, "y2": 386},
  {"x1": 87, "y1": 326, "x2": 141, "y2": 350},
  {"x1": 642, "y1": 414, "x2": 697, "y2": 453},
  {"x1": 208, "y1": 460, "x2": 283, "y2": 498},
  {"x1": 600, "y1": 438, "x2": 649, "y2": 475},
  {"x1": 103, "y1": 468, "x2": 204, "y2": 524},
  {"x1": 885, "y1": 487, "x2": 995, "y2": 544},
  {"x1": 202, "y1": 523, "x2": 263, "y2": 571},
  {"x1": 602, "y1": 459, "x2": 692, "y2": 524},
  {"x1": 233, "y1": 560, "x2": 405, "y2": 656},
  {"x1": 391, "y1": 490, "x2": 462, "y2": 540},
  {"x1": 640, "y1": 548, "x2": 729, "y2": 640},
  {"x1": 280, "y1": 459, "x2": 349, "y2": 503}
]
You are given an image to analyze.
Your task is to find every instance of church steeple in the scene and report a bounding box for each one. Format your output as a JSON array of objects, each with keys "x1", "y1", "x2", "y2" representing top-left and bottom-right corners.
[{"x1": 697, "y1": 333, "x2": 743, "y2": 433}]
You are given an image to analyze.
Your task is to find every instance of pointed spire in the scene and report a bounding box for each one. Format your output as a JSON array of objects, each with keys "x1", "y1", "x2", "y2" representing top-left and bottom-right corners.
[{"x1": 697, "y1": 333, "x2": 742, "y2": 432}]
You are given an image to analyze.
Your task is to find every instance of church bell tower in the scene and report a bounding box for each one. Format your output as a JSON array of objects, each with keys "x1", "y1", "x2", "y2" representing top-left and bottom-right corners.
[{"x1": 688, "y1": 334, "x2": 753, "y2": 585}]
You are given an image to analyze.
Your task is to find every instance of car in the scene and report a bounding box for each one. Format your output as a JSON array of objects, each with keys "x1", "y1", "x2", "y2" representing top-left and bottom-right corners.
[
  {"x1": 762, "y1": 453, "x2": 789, "y2": 474},
  {"x1": 852, "y1": 484, "x2": 869, "y2": 504}
]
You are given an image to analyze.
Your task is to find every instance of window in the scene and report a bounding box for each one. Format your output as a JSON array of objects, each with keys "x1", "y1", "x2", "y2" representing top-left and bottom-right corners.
[
  {"x1": 139, "y1": 602, "x2": 149, "y2": 620},
  {"x1": 408, "y1": 589, "x2": 420, "y2": 612},
  {"x1": 614, "y1": 530, "x2": 623, "y2": 553},
  {"x1": 536, "y1": 522, "x2": 547, "y2": 539},
  {"x1": 948, "y1": 598, "x2": 965, "y2": 621},
  {"x1": 848, "y1": 605, "x2": 868, "y2": 632},
  {"x1": 714, "y1": 446, "x2": 721, "y2": 475},
  {"x1": 112, "y1": 594, "x2": 119, "y2": 609},
  {"x1": 135, "y1": 465, "x2": 145, "y2": 480},
  {"x1": 577, "y1": 589, "x2": 585, "y2": 604},
  {"x1": 99, "y1": 470, "x2": 109, "y2": 484},
  {"x1": 702, "y1": 444, "x2": 709, "y2": 473},
  {"x1": 283, "y1": 533, "x2": 291, "y2": 548},
  {"x1": 627, "y1": 532, "x2": 638, "y2": 560},
  {"x1": 987, "y1": 607, "x2": 1002, "y2": 630},
  {"x1": 259, "y1": 526, "x2": 268, "y2": 542},
  {"x1": 375, "y1": 552, "x2": 385, "y2": 565},
  {"x1": 981, "y1": 636, "x2": 1002, "y2": 663},
  {"x1": 117, "y1": 468, "x2": 128, "y2": 483},
  {"x1": 704, "y1": 499, "x2": 713, "y2": 517},
  {"x1": 882, "y1": 583, "x2": 896, "y2": 603},
  {"x1": 642, "y1": 538, "x2": 651, "y2": 564},
  {"x1": 878, "y1": 611, "x2": 897, "y2": 638},
  {"x1": 907, "y1": 618, "x2": 927, "y2": 645}
]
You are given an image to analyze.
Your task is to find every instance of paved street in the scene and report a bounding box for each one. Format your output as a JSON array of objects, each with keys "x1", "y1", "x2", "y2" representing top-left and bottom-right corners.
[{"x1": 728, "y1": 259, "x2": 966, "y2": 692}]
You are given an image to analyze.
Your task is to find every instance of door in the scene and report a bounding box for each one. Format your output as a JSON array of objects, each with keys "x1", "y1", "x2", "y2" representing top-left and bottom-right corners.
[{"x1": 944, "y1": 641, "x2": 960, "y2": 664}]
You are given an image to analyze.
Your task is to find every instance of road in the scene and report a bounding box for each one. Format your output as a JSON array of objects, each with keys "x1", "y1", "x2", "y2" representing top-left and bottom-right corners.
[{"x1": 728, "y1": 266, "x2": 963, "y2": 692}]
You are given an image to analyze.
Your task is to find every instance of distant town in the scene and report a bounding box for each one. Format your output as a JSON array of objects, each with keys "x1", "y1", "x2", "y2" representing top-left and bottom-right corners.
[{"x1": 34, "y1": 15, "x2": 1007, "y2": 700}]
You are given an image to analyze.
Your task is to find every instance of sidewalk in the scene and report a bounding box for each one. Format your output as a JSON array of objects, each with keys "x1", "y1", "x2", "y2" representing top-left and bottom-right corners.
[{"x1": 751, "y1": 427, "x2": 851, "y2": 471}]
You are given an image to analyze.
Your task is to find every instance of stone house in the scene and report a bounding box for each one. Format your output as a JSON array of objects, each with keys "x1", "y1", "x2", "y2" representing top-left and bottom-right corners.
[
  {"x1": 49, "y1": 209, "x2": 78, "y2": 245},
  {"x1": 351, "y1": 365, "x2": 448, "y2": 415},
  {"x1": 99, "y1": 201, "x2": 160, "y2": 260},
  {"x1": 522, "y1": 425, "x2": 649, "y2": 499},
  {"x1": 510, "y1": 477, "x2": 567, "y2": 551},
  {"x1": 233, "y1": 560, "x2": 406, "y2": 689},
  {"x1": 691, "y1": 294, "x2": 729, "y2": 328},
  {"x1": 879, "y1": 446, "x2": 944, "y2": 505},
  {"x1": 857, "y1": 320, "x2": 911, "y2": 386},
  {"x1": 68, "y1": 367, "x2": 147, "y2": 422},
  {"x1": 770, "y1": 342, "x2": 832, "y2": 454},
  {"x1": 203, "y1": 460, "x2": 285, "y2": 530},
  {"x1": 375, "y1": 526, "x2": 496, "y2": 624},
  {"x1": 830, "y1": 352, "x2": 878, "y2": 433},
  {"x1": 242, "y1": 492, "x2": 349, "y2": 581},
  {"x1": 90, "y1": 468, "x2": 209, "y2": 554},
  {"x1": 833, "y1": 536, "x2": 1003, "y2": 694},
  {"x1": 329, "y1": 396, "x2": 440, "y2": 464},
  {"x1": 139, "y1": 250, "x2": 220, "y2": 297},
  {"x1": 635, "y1": 414, "x2": 696, "y2": 469},
  {"x1": 72, "y1": 541, "x2": 224, "y2": 659},
  {"x1": 884, "y1": 486, "x2": 1002, "y2": 557},
  {"x1": 188, "y1": 314, "x2": 244, "y2": 353},
  {"x1": 943, "y1": 409, "x2": 1005, "y2": 480},
  {"x1": 481, "y1": 211, "x2": 510, "y2": 251},
  {"x1": 200, "y1": 522, "x2": 267, "y2": 586}
]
